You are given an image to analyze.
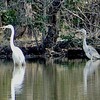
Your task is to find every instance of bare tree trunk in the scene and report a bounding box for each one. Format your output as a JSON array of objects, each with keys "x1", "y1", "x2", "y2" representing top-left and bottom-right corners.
[{"x1": 43, "y1": 0, "x2": 62, "y2": 48}]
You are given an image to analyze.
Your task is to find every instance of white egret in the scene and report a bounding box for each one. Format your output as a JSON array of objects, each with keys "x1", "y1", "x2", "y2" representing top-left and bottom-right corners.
[
  {"x1": 0, "y1": 25, "x2": 25, "y2": 66},
  {"x1": 77, "y1": 29, "x2": 100, "y2": 60}
]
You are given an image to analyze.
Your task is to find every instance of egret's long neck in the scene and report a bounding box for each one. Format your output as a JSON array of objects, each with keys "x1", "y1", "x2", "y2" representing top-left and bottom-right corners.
[
  {"x1": 10, "y1": 27, "x2": 15, "y2": 51},
  {"x1": 83, "y1": 34, "x2": 88, "y2": 48}
]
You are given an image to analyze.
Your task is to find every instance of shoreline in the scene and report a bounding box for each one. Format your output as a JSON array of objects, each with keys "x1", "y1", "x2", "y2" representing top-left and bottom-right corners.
[{"x1": 0, "y1": 40, "x2": 100, "y2": 60}]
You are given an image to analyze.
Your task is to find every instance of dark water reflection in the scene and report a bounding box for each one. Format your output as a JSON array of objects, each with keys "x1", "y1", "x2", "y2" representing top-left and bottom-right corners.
[{"x1": 0, "y1": 58, "x2": 100, "y2": 100}]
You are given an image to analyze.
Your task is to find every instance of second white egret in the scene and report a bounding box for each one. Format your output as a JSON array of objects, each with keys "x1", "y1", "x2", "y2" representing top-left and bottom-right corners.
[{"x1": 77, "y1": 29, "x2": 100, "y2": 60}]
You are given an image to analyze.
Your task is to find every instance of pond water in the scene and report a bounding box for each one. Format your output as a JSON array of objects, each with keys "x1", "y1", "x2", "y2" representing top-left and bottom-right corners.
[{"x1": 0, "y1": 58, "x2": 100, "y2": 100}]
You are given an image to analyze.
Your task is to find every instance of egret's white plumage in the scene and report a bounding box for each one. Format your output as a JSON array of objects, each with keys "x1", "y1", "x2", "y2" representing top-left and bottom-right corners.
[
  {"x1": 77, "y1": 29, "x2": 100, "y2": 60},
  {"x1": 0, "y1": 25, "x2": 25, "y2": 65}
]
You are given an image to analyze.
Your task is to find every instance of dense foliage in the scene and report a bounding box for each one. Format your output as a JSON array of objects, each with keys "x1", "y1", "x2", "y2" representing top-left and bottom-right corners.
[{"x1": 0, "y1": 0, "x2": 100, "y2": 48}]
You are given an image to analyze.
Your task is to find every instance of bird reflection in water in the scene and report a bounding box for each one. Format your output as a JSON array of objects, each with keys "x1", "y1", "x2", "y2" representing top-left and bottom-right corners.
[
  {"x1": 10, "y1": 65, "x2": 26, "y2": 100},
  {"x1": 83, "y1": 60, "x2": 100, "y2": 94}
]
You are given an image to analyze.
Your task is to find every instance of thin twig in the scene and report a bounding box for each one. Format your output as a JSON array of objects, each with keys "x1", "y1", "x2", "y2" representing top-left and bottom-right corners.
[
  {"x1": 77, "y1": 7, "x2": 91, "y2": 24},
  {"x1": 62, "y1": 6, "x2": 84, "y2": 21}
]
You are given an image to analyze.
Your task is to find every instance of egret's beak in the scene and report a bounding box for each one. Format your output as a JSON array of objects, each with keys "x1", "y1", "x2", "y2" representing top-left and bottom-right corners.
[
  {"x1": 76, "y1": 29, "x2": 81, "y2": 32},
  {"x1": 76, "y1": 30, "x2": 84, "y2": 34},
  {"x1": 75, "y1": 30, "x2": 80, "y2": 34},
  {"x1": 75, "y1": 30, "x2": 84, "y2": 37}
]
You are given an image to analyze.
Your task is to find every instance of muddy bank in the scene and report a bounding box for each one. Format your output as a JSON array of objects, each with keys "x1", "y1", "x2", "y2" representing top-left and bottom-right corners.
[{"x1": 1, "y1": 39, "x2": 100, "y2": 60}]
